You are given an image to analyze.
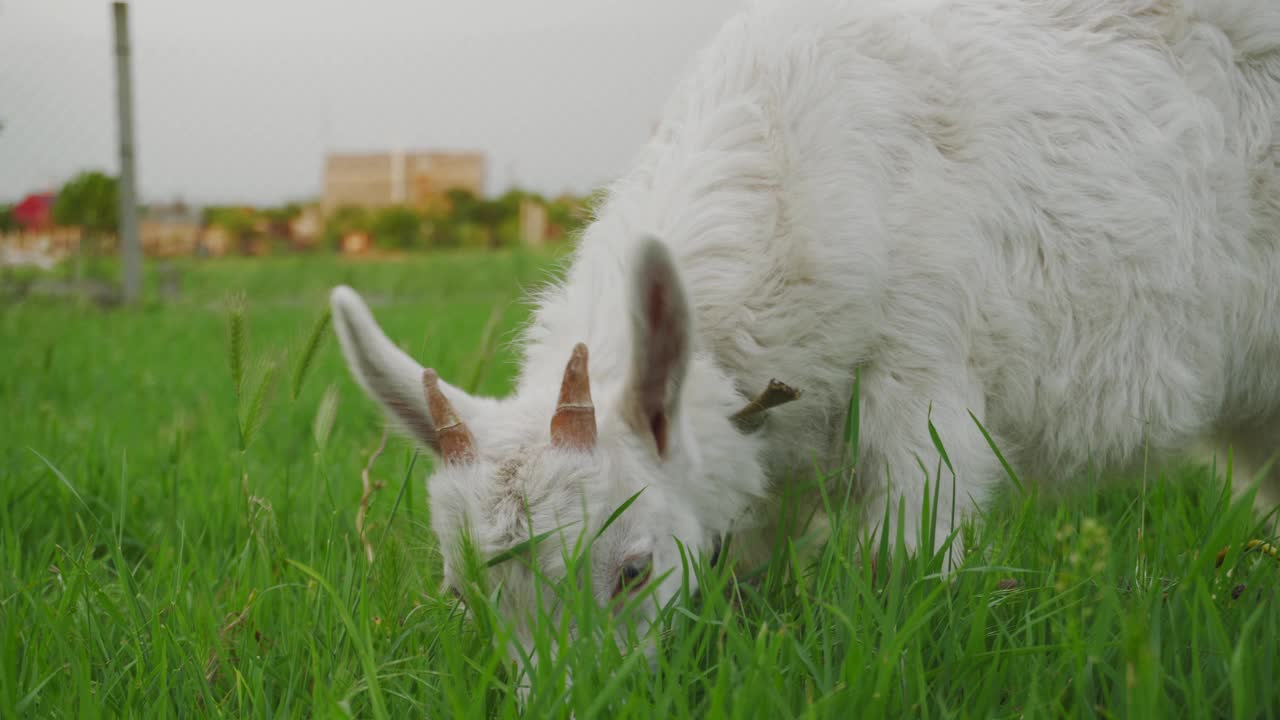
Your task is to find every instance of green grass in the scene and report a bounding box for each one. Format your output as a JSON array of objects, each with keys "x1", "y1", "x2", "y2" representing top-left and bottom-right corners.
[{"x1": 2, "y1": 250, "x2": 1279, "y2": 718}]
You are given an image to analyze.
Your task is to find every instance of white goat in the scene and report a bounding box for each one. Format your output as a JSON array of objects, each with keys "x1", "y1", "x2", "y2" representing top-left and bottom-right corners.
[{"x1": 331, "y1": 0, "x2": 1280, "y2": 673}]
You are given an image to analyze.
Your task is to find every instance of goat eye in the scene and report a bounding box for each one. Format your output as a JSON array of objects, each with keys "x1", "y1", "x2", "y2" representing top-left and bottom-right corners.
[{"x1": 613, "y1": 553, "x2": 653, "y2": 598}]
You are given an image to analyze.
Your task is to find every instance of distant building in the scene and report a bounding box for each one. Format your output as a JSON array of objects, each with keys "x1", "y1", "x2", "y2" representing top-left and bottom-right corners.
[
  {"x1": 518, "y1": 198, "x2": 548, "y2": 248},
  {"x1": 321, "y1": 150, "x2": 486, "y2": 216},
  {"x1": 197, "y1": 225, "x2": 231, "y2": 257},
  {"x1": 140, "y1": 200, "x2": 201, "y2": 257},
  {"x1": 340, "y1": 230, "x2": 371, "y2": 255},
  {"x1": 288, "y1": 205, "x2": 322, "y2": 249},
  {"x1": 12, "y1": 192, "x2": 56, "y2": 232}
]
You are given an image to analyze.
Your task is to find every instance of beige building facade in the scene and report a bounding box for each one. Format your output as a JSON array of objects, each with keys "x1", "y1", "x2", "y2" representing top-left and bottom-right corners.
[{"x1": 321, "y1": 150, "x2": 486, "y2": 215}]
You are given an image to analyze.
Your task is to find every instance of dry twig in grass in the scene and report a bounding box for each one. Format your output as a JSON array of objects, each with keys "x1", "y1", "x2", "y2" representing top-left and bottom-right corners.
[
  {"x1": 357, "y1": 429, "x2": 390, "y2": 564},
  {"x1": 204, "y1": 589, "x2": 258, "y2": 684}
]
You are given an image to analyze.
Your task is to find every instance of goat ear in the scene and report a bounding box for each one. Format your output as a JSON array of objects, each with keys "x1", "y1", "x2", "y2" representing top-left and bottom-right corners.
[
  {"x1": 330, "y1": 285, "x2": 475, "y2": 458},
  {"x1": 623, "y1": 237, "x2": 691, "y2": 458}
]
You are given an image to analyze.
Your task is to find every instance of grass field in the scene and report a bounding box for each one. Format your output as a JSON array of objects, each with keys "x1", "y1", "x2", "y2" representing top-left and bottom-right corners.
[{"x1": 2, "y1": 250, "x2": 1279, "y2": 718}]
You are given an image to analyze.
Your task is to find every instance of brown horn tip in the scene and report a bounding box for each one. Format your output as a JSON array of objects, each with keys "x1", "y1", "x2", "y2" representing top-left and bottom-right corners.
[
  {"x1": 551, "y1": 343, "x2": 597, "y2": 451},
  {"x1": 729, "y1": 379, "x2": 802, "y2": 433},
  {"x1": 423, "y1": 369, "x2": 477, "y2": 464}
]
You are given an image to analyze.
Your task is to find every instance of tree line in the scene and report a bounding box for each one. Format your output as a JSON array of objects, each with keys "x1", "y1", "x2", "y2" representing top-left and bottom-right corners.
[
  {"x1": 1, "y1": 171, "x2": 601, "y2": 255},
  {"x1": 314, "y1": 187, "x2": 596, "y2": 252}
]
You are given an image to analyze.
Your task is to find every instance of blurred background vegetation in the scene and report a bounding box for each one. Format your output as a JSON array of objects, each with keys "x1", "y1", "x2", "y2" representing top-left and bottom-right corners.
[{"x1": 2, "y1": 169, "x2": 606, "y2": 289}]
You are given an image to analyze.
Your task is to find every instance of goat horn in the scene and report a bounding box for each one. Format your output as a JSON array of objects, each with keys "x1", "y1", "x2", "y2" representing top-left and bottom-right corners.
[
  {"x1": 730, "y1": 379, "x2": 801, "y2": 433},
  {"x1": 550, "y1": 343, "x2": 597, "y2": 451},
  {"x1": 423, "y1": 369, "x2": 477, "y2": 464}
]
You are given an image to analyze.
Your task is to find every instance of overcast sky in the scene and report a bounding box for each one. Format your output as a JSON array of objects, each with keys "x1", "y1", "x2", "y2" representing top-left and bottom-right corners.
[{"x1": 0, "y1": 0, "x2": 746, "y2": 206}]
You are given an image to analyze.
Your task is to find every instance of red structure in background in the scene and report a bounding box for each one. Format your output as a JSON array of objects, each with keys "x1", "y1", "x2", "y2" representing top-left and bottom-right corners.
[{"x1": 12, "y1": 192, "x2": 56, "y2": 232}]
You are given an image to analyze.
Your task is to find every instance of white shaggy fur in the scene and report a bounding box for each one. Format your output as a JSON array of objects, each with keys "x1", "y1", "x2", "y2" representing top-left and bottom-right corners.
[{"x1": 331, "y1": 0, "x2": 1280, "y2": 674}]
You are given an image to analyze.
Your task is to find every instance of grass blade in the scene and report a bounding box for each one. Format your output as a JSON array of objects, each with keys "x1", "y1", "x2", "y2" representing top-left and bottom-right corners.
[
  {"x1": 239, "y1": 356, "x2": 279, "y2": 451},
  {"x1": 969, "y1": 410, "x2": 1025, "y2": 494},
  {"x1": 287, "y1": 560, "x2": 390, "y2": 720},
  {"x1": 594, "y1": 488, "x2": 646, "y2": 541},
  {"x1": 291, "y1": 308, "x2": 331, "y2": 400},
  {"x1": 487, "y1": 523, "x2": 577, "y2": 568},
  {"x1": 226, "y1": 291, "x2": 247, "y2": 402}
]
